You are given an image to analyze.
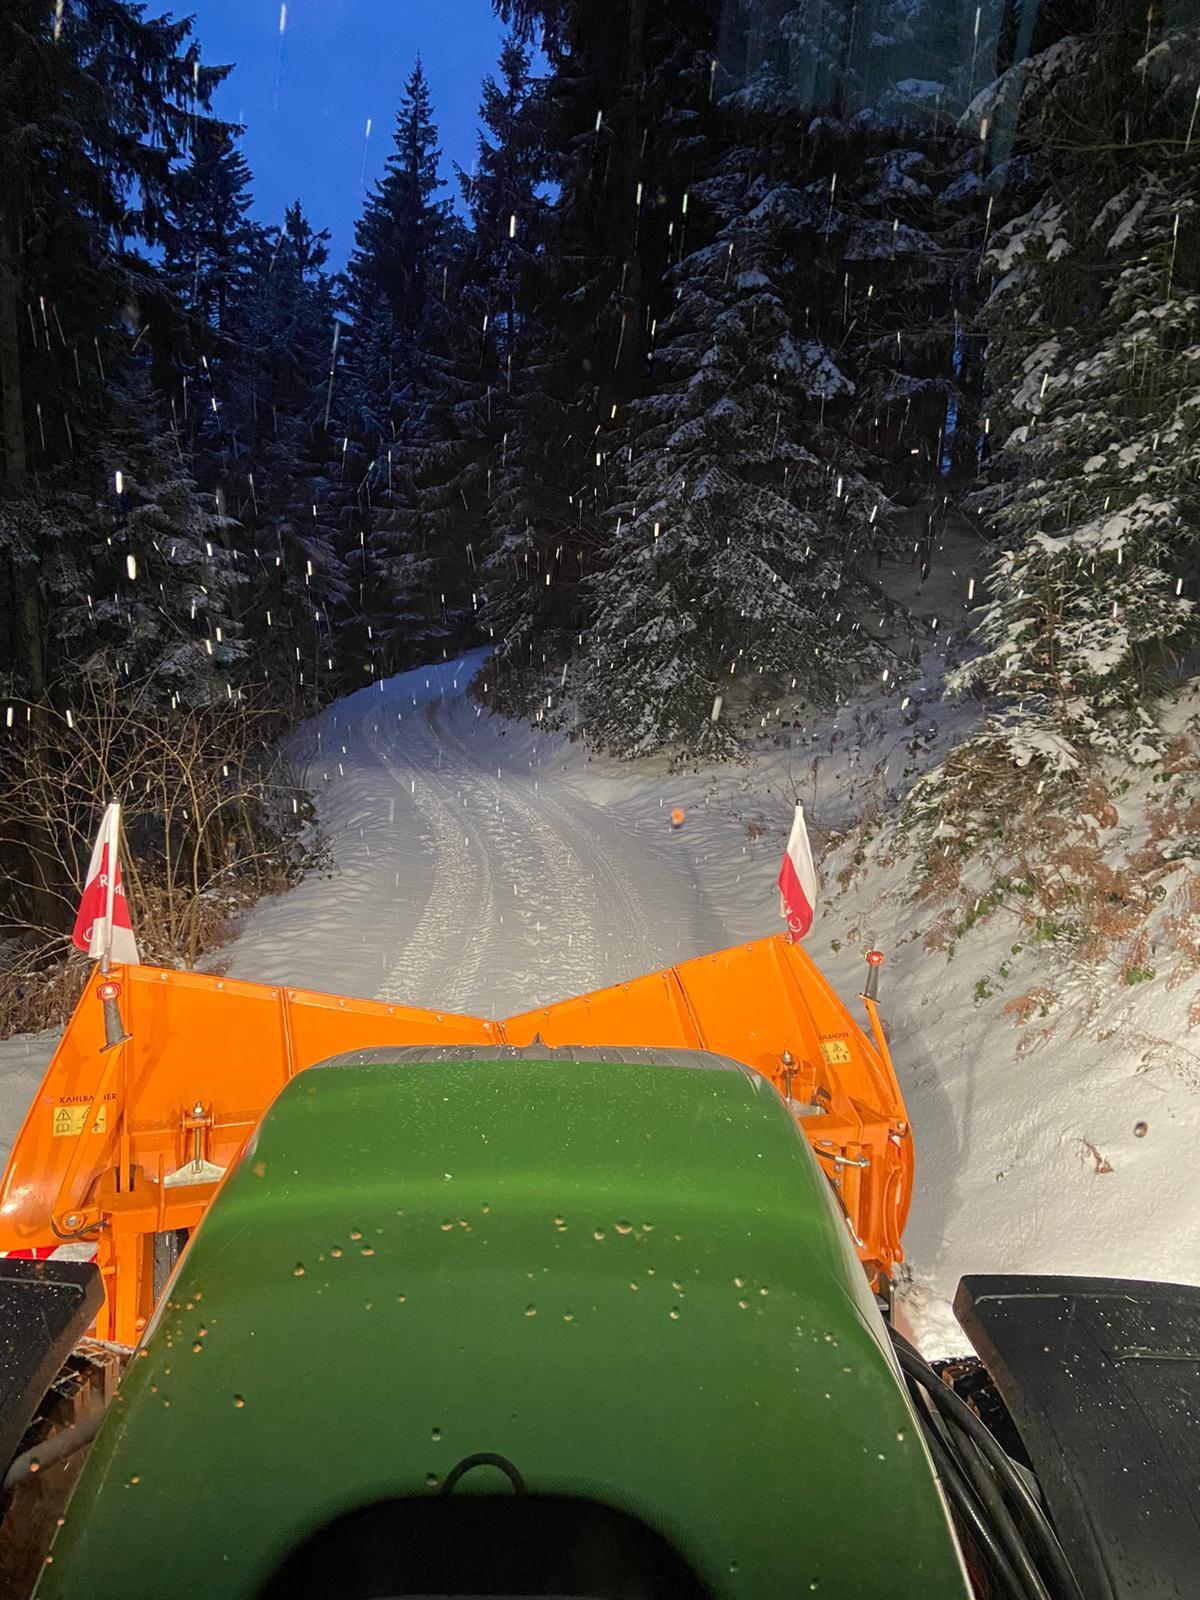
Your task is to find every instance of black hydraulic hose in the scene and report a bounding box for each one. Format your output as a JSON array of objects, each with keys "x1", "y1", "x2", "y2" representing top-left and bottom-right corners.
[
  {"x1": 896, "y1": 1338, "x2": 1073, "y2": 1600},
  {"x1": 904, "y1": 1365, "x2": 959, "y2": 1458},
  {"x1": 903, "y1": 1373, "x2": 1031, "y2": 1600},
  {"x1": 3, "y1": 1406, "x2": 106, "y2": 1491},
  {"x1": 894, "y1": 1332, "x2": 1045, "y2": 1519},
  {"x1": 917, "y1": 1401, "x2": 1031, "y2": 1600},
  {"x1": 891, "y1": 1332, "x2": 1085, "y2": 1600},
  {"x1": 944, "y1": 1411, "x2": 1055, "y2": 1600},
  {"x1": 50, "y1": 1216, "x2": 104, "y2": 1242}
]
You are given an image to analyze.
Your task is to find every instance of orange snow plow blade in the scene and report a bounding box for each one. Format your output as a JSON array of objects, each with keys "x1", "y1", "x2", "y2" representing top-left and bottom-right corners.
[{"x1": 0, "y1": 936, "x2": 911, "y2": 1344}]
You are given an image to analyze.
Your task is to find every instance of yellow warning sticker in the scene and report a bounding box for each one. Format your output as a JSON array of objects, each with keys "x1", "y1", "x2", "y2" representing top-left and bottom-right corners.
[
  {"x1": 819, "y1": 1039, "x2": 852, "y2": 1067},
  {"x1": 52, "y1": 1103, "x2": 107, "y2": 1138}
]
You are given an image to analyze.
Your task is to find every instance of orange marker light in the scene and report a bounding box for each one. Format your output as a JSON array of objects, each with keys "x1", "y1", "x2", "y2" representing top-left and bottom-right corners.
[{"x1": 670, "y1": 807, "x2": 685, "y2": 829}]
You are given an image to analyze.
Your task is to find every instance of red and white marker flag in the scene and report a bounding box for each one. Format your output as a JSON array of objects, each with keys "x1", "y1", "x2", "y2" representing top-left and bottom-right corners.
[
  {"x1": 778, "y1": 803, "x2": 818, "y2": 942},
  {"x1": 72, "y1": 801, "x2": 140, "y2": 967}
]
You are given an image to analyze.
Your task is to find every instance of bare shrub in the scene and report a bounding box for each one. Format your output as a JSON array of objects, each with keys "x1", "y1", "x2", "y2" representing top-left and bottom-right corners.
[
  {"x1": 1002, "y1": 987, "x2": 1057, "y2": 1024},
  {"x1": 0, "y1": 672, "x2": 317, "y2": 1035},
  {"x1": 909, "y1": 714, "x2": 1200, "y2": 947}
]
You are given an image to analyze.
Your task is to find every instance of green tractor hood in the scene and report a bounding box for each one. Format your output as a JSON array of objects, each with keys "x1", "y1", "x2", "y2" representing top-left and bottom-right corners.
[{"x1": 36, "y1": 1046, "x2": 968, "y2": 1598}]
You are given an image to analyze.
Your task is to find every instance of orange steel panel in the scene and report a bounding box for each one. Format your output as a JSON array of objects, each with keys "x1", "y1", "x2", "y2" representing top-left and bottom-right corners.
[
  {"x1": 0, "y1": 937, "x2": 911, "y2": 1345},
  {"x1": 510, "y1": 938, "x2": 912, "y2": 1280}
]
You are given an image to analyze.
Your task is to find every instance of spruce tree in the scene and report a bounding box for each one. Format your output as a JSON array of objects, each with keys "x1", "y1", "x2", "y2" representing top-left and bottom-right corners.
[
  {"x1": 214, "y1": 204, "x2": 351, "y2": 706},
  {"x1": 345, "y1": 61, "x2": 455, "y2": 339},
  {"x1": 581, "y1": 0, "x2": 980, "y2": 754},
  {"x1": 0, "y1": 0, "x2": 226, "y2": 698},
  {"x1": 441, "y1": 36, "x2": 561, "y2": 701},
  {"x1": 158, "y1": 92, "x2": 353, "y2": 711},
  {"x1": 53, "y1": 363, "x2": 244, "y2": 704},
  {"x1": 950, "y1": 1, "x2": 1198, "y2": 773},
  {"x1": 582, "y1": 111, "x2": 878, "y2": 754},
  {"x1": 336, "y1": 61, "x2": 465, "y2": 677},
  {"x1": 164, "y1": 120, "x2": 260, "y2": 336},
  {"x1": 483, "y1": 1, "x2": 729, "y2": 711}
]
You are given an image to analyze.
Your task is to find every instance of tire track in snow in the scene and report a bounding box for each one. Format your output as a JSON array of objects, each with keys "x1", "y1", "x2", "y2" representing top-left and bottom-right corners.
[
  {"x1": 368, "y1": 691, "x2": 601, "y2": 1012},
  {"x1": 429, "y1": 703, "x2": 653, "y2": 989},
  {"x1": 369, "y1": 710, "x2": 497, "y2": 1011},
  {"x1": 463, "y1": 776, "x2": 600, "y2": 1006},
  {"x1": 411, "y1": 700, "x2": 604, "y2": 1007},
  {"x1": 431, "y1": 699, "x2": 736, "y2": 986}
]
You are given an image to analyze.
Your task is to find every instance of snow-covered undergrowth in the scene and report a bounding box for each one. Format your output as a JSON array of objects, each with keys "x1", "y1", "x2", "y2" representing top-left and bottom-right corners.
[
  {"x1": 1, "y1": 638, "x2": 1195, "y2": 1357},
  {"x1": 821, "y1": 683, "x2": 1200, "y2": 1351}
]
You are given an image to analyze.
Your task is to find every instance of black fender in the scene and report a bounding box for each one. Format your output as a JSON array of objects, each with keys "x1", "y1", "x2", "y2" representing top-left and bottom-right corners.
[
  {"x1": 0, "y1": 1258, "x2": 104, "y2": 1476},
  {"x1": 956, "y1": 1274, "x2": 1200, "y2": 1600}
]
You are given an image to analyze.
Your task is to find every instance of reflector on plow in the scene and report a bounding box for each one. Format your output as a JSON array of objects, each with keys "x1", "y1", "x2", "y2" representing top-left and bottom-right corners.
[{"x1": 0, "y1": 936, "x2": 911, "y2": 1345}]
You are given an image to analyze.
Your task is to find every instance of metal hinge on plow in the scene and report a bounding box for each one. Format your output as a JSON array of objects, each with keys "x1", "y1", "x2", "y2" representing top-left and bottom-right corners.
[{"x1": 163, "y1": 1102, "x2": 226, "y2": 1189}]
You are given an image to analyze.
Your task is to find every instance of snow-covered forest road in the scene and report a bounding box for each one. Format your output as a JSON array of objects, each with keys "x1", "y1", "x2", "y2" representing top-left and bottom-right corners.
[
  {"x1": 3, "y1": 648, "x2": 1196, "y2": 1357},
  {"x1": 221, "y1": 651, "x2": 773, "y2": 1013}
]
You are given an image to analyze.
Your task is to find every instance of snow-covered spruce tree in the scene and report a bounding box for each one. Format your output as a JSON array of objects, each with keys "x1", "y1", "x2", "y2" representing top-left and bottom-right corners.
[
  {"x1": 215, "y1": 204, "x2": 352, "y2": 706},
  {"x1": 474, "y1": 202, "x2": 603, "y2": 712},
  {"x1": 582, "y1": 3, "x2": 981, "y2": 756},
  {"x1": 334, "y1": 61, "x2": 467, "y2": 679},
  {"x1": 53, "y1": 362, "x2": 245, "y2": 704},
  {"x1": 400, "y1": 38, "x2": 548, "y2": 688},
  {"x1": 717, "y1": 0, "x2": 995, "y2": 117},
  {"x1": 365, "y1": 265, "x2": 475, "y2": 673},
  {"x1": 162, "y1": 114, "x2": 352, "y2": 710},
  {"x1": 325, "y1": 307, "x2": 391, "y2": 684},
  {"x1": 0, "y1": 0, "x2": 226, "y2": 698},
  {"x1": 948, "y1": 4, "x2": 1199, "y2": 778},
  {"x1": 381, "y1": 39, "x2": 548, "y2": 683},
  {"x1": 582, "y1": 143, "x2": 884, "y2": 755},
  {"x1": 482, "y1": 0, "x2": 731, "y2": 714},
  {"x1": 463, "y1": 37, "x2": 594, "y2": 710},
  {"x1": 754, "y1": 1, "x2": 987, "y2": 495}
]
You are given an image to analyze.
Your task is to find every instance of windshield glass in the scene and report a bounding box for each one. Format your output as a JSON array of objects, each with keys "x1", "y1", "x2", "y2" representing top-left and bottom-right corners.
[{"x1": 1, "y1": 11, "x2": 1198, "y2": 1578}]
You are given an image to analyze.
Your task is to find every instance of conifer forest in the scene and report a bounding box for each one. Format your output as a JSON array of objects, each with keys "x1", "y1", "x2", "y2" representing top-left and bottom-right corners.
[{"x1": 1, "y1": 0, "x2": 1198, "y2": 994}]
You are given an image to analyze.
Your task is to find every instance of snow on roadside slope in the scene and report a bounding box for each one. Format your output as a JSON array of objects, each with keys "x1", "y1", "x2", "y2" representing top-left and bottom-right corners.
[{"x1": 817, "y1": 703, "x2": 1200, "y2": 1352}]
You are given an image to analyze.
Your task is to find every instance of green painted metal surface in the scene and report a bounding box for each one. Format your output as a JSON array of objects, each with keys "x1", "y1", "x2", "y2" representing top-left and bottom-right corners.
[{"x1": 37, "y1": 1053, "x2": 969, "y2": 1598}]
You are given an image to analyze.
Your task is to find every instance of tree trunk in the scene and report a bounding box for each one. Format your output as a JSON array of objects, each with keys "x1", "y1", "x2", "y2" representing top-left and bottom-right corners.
[
  {"x1": 0, "y1": 208, "x2": 63, "y2": 948},
  {"x1": 619, "y1": 0, "x2": 646, "y2": 385},
  {"x1": 598, "y1": 0, "x2": 648, "y2": 422},
  {"x1": 0, "y1": 211, "x2": 45, "y2": 697}
]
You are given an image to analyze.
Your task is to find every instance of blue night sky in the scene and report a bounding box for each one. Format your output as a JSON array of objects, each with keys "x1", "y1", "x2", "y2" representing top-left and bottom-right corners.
[{"x1": 182, "y1": 0, "x2": 509, "y2": 269}]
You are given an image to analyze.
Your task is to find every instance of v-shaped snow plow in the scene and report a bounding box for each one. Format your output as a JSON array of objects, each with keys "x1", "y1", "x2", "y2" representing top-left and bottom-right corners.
[
  {"x1": 0, "y1": 934, "x2": 911, "y2": 1346},
  {"x1": 3, "y1": 938, "x2": 1197, "y2": 1600}
]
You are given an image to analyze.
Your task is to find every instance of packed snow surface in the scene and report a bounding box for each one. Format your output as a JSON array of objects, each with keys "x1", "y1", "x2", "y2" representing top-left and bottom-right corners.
[
  {"x1": 3, "y1": 647, "x2": 1196, "y2": 1354},
  {"x1": 222, "y1": 650, "x2": 777, "y2": 1010}
]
